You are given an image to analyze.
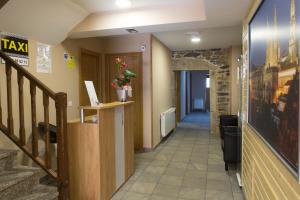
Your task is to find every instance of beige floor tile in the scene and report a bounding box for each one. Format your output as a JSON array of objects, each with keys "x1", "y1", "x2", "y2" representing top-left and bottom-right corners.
[
  {"x1": 206, "y1": 179, "x2": 232, "y2": 192},
  {"x1": 145, "y1": 166, "x2": 166, "y2": 175},
  {"x1": 159, "y1": 175, "x2": 183, "y2": 186},
  {"x1": 185, "y1": 170, "x2": 206, "y2": 178},
  {"x1": 122, "y1": 192, "x2": 150, "y2": 200},
  {"x1": 182, "y1": 177, "x2": 206, "y2": 189},
  {"x1": 233, "y1": 192, "x2": 245, "y2": 200},
  {"x1": 187, "y1": 162, "x2": 207, "y2": 171},
  {"x1": 149, "y1": 195, "x2": 174, "y2": 200},
  {"x1": 164, "y1": 167, "x2": 186, "y2": 177},
  {"x1": 137, "y1": 172, "x2": 161, "y2": 183},
  {"x1": 130, "y1": 181, "x2": 157, "y2": 194},
  {"x1": 168, "y1": 161, "x2": 188, "y2": 169},
  {"x1": 152, "y1": 184, "x2": 180, "y2": 197},
  {"x1": 179, "y1": 188, "x2": 206, "y2": 200},
  {"x1": 207, "y1": 171, "x2": 230, "y2": 181},
  {"x1": 206, "y1": 190, "x2": 234, "y2": 200},
  {"x1": 150, "y1": 160, "x2": 170, "y2": 167}
]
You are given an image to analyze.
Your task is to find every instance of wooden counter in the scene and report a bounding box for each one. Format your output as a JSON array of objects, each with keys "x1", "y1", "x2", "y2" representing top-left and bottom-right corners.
[{"x1": 67, "y1": 101, "x2": 135, "y2": 200}]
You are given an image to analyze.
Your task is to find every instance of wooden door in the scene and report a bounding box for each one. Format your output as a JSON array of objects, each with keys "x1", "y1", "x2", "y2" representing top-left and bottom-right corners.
[
  {"x1": 105, "y1": 53, "x2": 143, "y2": 151},
  {"x1": 79, "y1": 49, "x2": 101, "y2": 106}
]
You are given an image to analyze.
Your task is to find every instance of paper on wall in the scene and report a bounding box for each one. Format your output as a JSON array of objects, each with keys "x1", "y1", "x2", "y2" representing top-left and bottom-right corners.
[{"x1": 37, "y1": 43, "x2": 52, "y2": 73}]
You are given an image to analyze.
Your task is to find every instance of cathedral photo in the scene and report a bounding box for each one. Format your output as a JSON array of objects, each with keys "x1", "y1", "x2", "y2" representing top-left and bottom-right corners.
[{"x1": 249, "y1": 0, "x2": 299, "y2": 171}]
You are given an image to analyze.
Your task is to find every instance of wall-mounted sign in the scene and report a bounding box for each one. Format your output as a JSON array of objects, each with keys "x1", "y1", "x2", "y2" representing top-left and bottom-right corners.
[
  {"x1": 37, "y1": 43, "x2": 52, "y2": 73},
  {"x1": 64, "y1": 52, "x2": 76, "y2": 69},
  {"x1": 0, "y1": 32, "x2": 29, "y2": 66}
]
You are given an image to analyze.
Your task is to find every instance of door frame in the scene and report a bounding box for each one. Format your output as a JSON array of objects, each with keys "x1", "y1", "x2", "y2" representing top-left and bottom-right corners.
[
  {"x1": 174, "y1": 69, "x2": 217, "y2": 134},
  {"x1": 79, "y1": 48, "x2": 102, "y2": 106},
  {"x1": 105, "y1": 52, "x2": 144, "y2": 151}
]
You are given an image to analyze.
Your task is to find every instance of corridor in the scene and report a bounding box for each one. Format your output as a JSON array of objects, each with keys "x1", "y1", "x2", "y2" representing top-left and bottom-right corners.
[{"x1": 112, "y1": 125, "x2": 244, "y2": 200}]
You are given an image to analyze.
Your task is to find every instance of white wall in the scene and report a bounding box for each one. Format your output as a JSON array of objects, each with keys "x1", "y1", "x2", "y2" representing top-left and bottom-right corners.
[
  {"x1": 151, "y1": 36, "x2": 173, "y2": 147},
  {"x1": 230, "y1": 46, "x2": 241, "y2": 114}
]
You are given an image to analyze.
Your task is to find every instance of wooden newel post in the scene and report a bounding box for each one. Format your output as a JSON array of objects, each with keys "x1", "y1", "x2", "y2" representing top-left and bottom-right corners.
[{"x1": 55, "y1": 92, "x2": 69, "y2": 200}]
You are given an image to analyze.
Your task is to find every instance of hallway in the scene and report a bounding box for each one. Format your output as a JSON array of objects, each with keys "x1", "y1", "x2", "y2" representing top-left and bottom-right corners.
[
  {"x1": 180, "y1": 112, "x2": 210, "y2": 130},
  {"x1": 112, "y1": 125, "x2": 244, "y2": 200}
]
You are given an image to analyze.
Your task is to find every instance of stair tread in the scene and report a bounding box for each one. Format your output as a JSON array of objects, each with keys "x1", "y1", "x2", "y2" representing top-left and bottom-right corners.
[
  {"x1": 0, "y1": 167, "x2": 41, "y2": 192},
  {"x1": 14, "y1": 192, "x2": 58, "y2": 200},
  {"x1": 0, "y1": 150, "x2": 18, "y2": 160}
]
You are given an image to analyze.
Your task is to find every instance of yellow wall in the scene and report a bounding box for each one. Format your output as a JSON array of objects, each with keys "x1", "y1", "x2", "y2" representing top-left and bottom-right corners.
[
  {"x1": 242, "y1": 1, "x2": 300, "y2": 199},
  {"x1": 0, "y1": 37, "x2": 103, "y2": 149},
  {"x1": 151, "y1": 36, "x2": 173, "y2": 147}
]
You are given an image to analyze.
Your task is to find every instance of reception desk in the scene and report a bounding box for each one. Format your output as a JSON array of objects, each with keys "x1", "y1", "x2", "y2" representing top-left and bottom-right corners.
[{"x1": 67, "y1": 102, "x2": 135, "y2": 200}]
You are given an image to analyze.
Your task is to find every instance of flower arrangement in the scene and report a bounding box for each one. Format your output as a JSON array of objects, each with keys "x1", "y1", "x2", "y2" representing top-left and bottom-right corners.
[{"x1": 111, "y1": 57, "x2": 136, "y2": 89}]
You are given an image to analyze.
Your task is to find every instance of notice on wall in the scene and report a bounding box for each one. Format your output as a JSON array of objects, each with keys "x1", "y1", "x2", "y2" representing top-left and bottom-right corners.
[
  {"x1": 64, "y1": 52, "x2": 76, "y2": 69},
  {"x1": 0, "y1": 32, "x2": 29, "y2": 66},
  {"x1": 37, "y1": 43, "x2": 52, "y2": 73}
]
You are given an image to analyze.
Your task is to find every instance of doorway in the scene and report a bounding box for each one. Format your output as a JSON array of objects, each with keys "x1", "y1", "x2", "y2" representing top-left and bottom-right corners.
[
  {"x1": 105, "y1": 52, "x2": 144, "y2": 151},
  {"x1": 176, "y1": 70, "x2": 211, "y2": 129},
  {"x1": 79, "y1": 49, "x2": 102, "y2": 115}
]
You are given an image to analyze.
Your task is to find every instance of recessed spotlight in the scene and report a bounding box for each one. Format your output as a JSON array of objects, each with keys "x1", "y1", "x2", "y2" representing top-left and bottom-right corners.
[
  {"x1": 191, "y1": 37, "x2": 201, "y2": 43},
  {"x1": 115, "y1": 0, "x2": 132, "y2": 8}
]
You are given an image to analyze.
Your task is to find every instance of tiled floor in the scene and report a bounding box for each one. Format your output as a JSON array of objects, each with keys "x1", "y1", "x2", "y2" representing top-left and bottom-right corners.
[{"x1": 112, "y1": 124, "x2": 244, "y2": 200}]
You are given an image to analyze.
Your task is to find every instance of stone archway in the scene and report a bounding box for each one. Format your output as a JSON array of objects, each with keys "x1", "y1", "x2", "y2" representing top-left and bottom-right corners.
[
  {"x1": 172, "y1": 54, "x2": 230, "y2": 134},
  {"x1": 171, "y1": 57, "x2": 223, "y2": 135}
]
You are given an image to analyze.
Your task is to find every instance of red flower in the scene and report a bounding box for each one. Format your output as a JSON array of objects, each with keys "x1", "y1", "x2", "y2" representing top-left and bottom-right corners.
[
  {"x1": 121, "y1": 62, "x2": 128, "y2": 68},
  {"x1": 111, "y1": 83, "x2": 117, "y2": 88}
]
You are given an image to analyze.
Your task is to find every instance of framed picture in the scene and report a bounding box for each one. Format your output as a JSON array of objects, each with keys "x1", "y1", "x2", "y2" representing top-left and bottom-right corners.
[{"x1": 248, "y1": 0, "x2": 300, "y2": 180}]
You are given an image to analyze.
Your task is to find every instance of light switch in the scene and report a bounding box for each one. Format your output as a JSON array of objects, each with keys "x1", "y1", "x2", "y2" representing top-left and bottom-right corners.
[{"x1": 68, "y1": 101, "x2": 73, "y2": 107}]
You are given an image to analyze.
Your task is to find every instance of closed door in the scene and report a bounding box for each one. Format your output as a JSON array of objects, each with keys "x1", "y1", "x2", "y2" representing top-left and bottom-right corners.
[
  {"x1": 105, "y1": 53, "x2": 143, "y2": 151},
  {"x1": 80, "y1": 49, "x2": 101, "y2": 114}
]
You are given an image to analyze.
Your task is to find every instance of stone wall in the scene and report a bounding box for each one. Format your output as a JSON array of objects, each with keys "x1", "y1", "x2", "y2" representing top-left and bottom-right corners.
[{"x1": 172, "y1": 48, "x2": 231, "y2": 116}]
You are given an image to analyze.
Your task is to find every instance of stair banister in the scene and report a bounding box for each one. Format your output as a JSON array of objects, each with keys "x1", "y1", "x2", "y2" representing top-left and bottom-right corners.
[{"x1": 0, "y1": 50, "x2": 69, "y2": 200}]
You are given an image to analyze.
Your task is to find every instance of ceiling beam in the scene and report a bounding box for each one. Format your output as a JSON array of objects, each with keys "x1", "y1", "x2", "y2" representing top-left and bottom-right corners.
[{"x1": 0, "y1": 0, "x2": 10, "y2": 9}]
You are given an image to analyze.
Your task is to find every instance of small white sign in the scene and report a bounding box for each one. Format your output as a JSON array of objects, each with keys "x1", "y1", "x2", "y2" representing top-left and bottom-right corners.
[
  {"x1": 84, "y1": 81, "x2": 100, "y2": 107},
  {"x1": 37, "y1": 43, "x2": 52, "y2": 73}
]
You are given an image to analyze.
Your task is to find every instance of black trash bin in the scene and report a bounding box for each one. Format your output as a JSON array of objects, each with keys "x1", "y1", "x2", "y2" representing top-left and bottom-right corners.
[
  {"x1": 222, "y1": 126, "x2": 240, "y2": 170},
  {"x1": 38, "y1": 122, "x2": 57, "y2": 143}
]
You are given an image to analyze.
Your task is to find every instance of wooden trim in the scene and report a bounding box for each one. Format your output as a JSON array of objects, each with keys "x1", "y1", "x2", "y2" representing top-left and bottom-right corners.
[
  {"x1": 175, "y1": 71, "x2": 181, "y2": 122},
  {"x1": 0, "y1": 0, "x2": 9, "y2": 9},
  {"x1": 150, "y1": 35, "x2": 154, "y2": 148},
  {"x1": 0, "y1": 51, "x2": 69, "y2": 200},
  {"x1": 79, "y1": 48, "x2": 102, "y2": 106}
]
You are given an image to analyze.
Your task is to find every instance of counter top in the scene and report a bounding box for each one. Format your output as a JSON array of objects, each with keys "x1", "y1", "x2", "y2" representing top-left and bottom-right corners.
[{"x1": 79, "y1": 101, "x2": 134, "y2": 110}]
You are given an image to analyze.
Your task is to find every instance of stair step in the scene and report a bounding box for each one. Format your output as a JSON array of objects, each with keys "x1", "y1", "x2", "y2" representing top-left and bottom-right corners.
[
  {"x1": 0, "y1": 150, "x2": 18, "y2": 172},
  {"x1": 14, "y1": 192, "x2": 58, "y2": 200},
  {"x1": 0, "y1": 167, "x2": 41, "y2": 200},
  {"x1": 15, "y1": 193, "x2": 58, "y2": 200}
]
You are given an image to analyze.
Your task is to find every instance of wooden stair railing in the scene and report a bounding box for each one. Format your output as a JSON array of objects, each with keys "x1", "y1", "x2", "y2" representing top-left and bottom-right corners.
[{"x1": 0, "y1": 51, "x2": 69, "y2": 200}]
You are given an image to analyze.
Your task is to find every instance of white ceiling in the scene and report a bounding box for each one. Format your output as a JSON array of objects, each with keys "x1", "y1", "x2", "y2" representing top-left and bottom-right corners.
[
  {"x1": 153, "y1": 26, "x2": 243, "y2": 51},
  {"x1": 0, "y1": 0, "x2": 252, "y2": 49},
  {"x1": 69, "y1": 0, "x2": 252, "y2": 50},
  {"x1": 70, "y1": 0, "x2": 198, "y2": 12},
  {"x1": 0, "y1": 0, "x2": 88, "y2": 44}
]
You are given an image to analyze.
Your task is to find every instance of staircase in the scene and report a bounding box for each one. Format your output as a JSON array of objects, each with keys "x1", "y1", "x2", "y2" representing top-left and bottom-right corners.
[
  {"x1": 0, "y1": 149, "x2": 58, "y2": 199},
  {"x1": 0, "y1": 51, "x2": 69, "y2": 199}
]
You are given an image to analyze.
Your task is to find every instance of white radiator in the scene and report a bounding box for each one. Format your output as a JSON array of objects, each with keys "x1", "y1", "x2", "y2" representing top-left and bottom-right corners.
[{"x1": 160, "y1": 107, "x2": 176, "y2": 137}]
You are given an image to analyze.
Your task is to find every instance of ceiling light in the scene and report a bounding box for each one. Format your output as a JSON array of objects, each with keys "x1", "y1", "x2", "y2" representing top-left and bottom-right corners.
[
  {"x1": 115, "y1": 0, "x2": 132, "y2": 8},
  {"x1": 191, "y1": 37, "x2": 201, "y2": 43}
]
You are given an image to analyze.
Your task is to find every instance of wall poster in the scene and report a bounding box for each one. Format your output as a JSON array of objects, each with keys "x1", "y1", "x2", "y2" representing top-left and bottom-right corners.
[
  {"x1": 0, "y1": 32, "x2": 29, "y2": 66},
  {"x1": 37, "y1": 43, "x2": 52, "y2": 73},
  {"x1": 248, "y1": 0, "x2": 300, "y2": 179}
]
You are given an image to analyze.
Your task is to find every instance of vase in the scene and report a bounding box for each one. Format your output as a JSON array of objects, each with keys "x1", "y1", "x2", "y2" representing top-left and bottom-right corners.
[{"x1": 116, "y1": 89, "x2": 128, "y2": 102}]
